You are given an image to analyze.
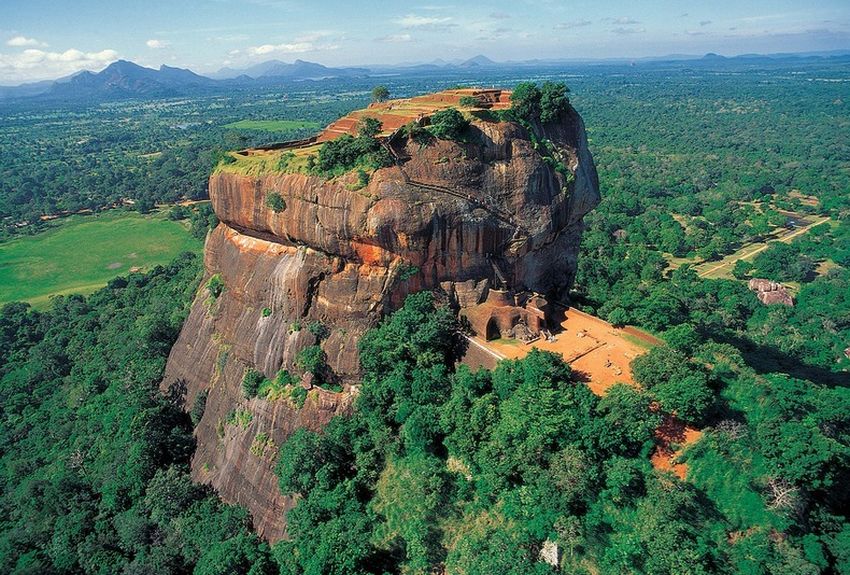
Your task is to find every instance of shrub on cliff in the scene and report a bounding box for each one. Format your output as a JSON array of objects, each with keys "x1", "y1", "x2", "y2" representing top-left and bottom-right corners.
[
  {"x1": 206, "y1": 273, "x2": 224, "y2": 298},
  {"x1": 429, "y1": 108, "x2": 469, "y2": 141},
  {"x1": 317, "y1": 133, "x2": 392, "y2": 176},
  {"x1": 242, "y1": 368, "x2": 266, "y2": 398},
  {"x1": 265, "y1": 192, "x2": 286, "y2": 213},
  {"x1": 509, "y1": 81, "x2": 571, "y2": 125},
  {"x1": 295, "y1": 345, "x2": 327, "y2": 377}
]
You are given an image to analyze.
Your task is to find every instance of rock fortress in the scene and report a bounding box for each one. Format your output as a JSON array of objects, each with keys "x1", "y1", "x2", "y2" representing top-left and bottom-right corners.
[{"x1": 163, "y1": 88, "x2": 601, "y2": 539}]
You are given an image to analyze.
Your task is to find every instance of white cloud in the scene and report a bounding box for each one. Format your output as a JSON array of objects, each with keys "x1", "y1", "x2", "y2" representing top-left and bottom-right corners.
[
  {"x1": 396, "y1": 14, "x2": 454, "y2": 29},
  {"x1": 249, "y1": 43, "x2": 307, "y2": 55},
  {"x1": 611, "y1": 26, "x2": 646, "y2": 35},
  {"x1": 376, "y1": 33, "x2": 412, "y2": 43},
  {"x1": 146, "y1": 39, "x2": 169, "y2": 49},
  {"x1": 241, "y1": 30, "x2": 341, "y2": 58},
  {"x1": 602, "y1": 17, "x2": 640, "y2": 25},
  {"x1": 554, "y1": 20, "x2": 592, "y2": 30},
  {"x1": 246, "y1": 41, "x2": 338, "y2": 56},
  {"x1": 0, "y1": 47, "x2": 118, "y2": 83},
  {"x1": 7, "y1": 36, "x2": 47, "y2": 47}
]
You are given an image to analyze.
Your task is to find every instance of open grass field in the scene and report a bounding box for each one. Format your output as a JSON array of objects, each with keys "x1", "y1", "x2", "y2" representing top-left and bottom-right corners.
[
  {"x1": 0, "y1": 210, "x2": 202, "y2": 309},
  {"x1": 664, "y1": 211, "x2": 832, "y2": 280},
  {"x1": 223, "y1": 119, "x2": 319, "y2": 131},
  {"x1": 694, "y1": 216, "x2": 831, "y2": 279}
]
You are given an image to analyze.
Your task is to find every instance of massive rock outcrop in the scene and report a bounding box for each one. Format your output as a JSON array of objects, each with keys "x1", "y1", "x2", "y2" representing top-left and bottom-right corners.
[{"x1": 162, "y1": 89, "x2": 600, "y2": 540}]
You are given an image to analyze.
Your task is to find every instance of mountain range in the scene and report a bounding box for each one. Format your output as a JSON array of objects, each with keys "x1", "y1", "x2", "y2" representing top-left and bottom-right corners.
[
  {"x1": 0, "y1": 58, "x2": 369, "y2": 100},
  {"x1": 2, "y1": 50, "x2": 849, "y2": 101},
  {"x1": 209, "y1": 58, "x2": 368, "y2": 80}
]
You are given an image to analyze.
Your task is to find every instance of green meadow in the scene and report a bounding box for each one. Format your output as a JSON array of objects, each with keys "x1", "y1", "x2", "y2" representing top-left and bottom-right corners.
[
  {"x1": 223, "y1": 119, "x2": 319, "y2": 131},
  {"x1": 0, "y1": 211, "x2": 202, "y2": 308}
]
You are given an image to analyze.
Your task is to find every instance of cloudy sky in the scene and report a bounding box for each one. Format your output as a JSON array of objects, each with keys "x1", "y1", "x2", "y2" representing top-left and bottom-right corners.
[{"x1": 2, "y1": 0, "x2": 849, "y2": 84}]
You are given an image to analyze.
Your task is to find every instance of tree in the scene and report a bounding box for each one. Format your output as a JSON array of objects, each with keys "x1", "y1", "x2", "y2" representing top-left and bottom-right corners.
[
  {"x1": 539, "y1": 81, "x2": 570, "y2": 123},
  {"x1": 276, "y1": 428, "x2": 324, "y2": 494},
  {"x1": 193, "y1": 534, "x2": 275, "y2": 575},
  {"x1": 357, "y1": 117, "x2": 382, "y2": 138},
  {"x1": 732, "y1": 259, "x2": 753, "y2": 280},
  {"x1": 190, "y1": 390, "x2": 208, "y2": 426},
  {"x1": 295, "y1": 345, "x2": 326, "y2": 377},
  {"x1": 372, "y1": 454, "x2": 449, "y2": 572},
  {"x1": 168, "y1": 205, "x2": 190, "y2": 220},
  {"x1": 371, "y1": 85, "x2": 390, "y2": 103},
  {"x1": 135, "y1": 196, "x2": 156, "y2": 214},
  {"x1": 144, "y1": 466, "x2": 202, "y2": 527},
  {"x1": 662, "y1": 323, "x2": 701, "y2": 355},
  {"x1": 509, "y1": 81, "x2": 542, "y2": 123},
  {"x1": 445, "y1": 515, "x2": 551, "y2": 575},
  {"x1": 631, "y1": 347, "x2": 714, "y2": 424},
  {"x1": 596, "y1": 384, "x2": 661, "y2": 456},
  {"x1": 752, "y1": 242, "x2": 815, "y2": 282},
  {"x1": 358, "y1": 291, "x2": 460, "y2": 375},
  {"x1": 429, "y1": 108, "x2": 469, "y2": 140},
  {"x1": 190, "y1": 203, "x2": 218, "y2": 239},
  {"x1": 242, "y1": 368, "x2": 265, "y2": 398}
]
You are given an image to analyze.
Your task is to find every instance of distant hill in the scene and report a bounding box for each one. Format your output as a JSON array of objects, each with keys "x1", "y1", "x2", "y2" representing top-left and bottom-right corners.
[
  {"x1": 0, "y1": 58, "x2": 368, "y2": 101},
  {"x1": 0, "y1": 79, "x2": 54, "y2": 99},
  {"x1": 211, "y1": 59, "x2": 368, "y2": 80},
  {"x1": 460, "y1": 55, "x2": 498, "y2": 68},
  {"x1": 45, "y1": 60, "x2": 216, "y2": 99},
  {"x1": 3, "y1": 50, "x2": 849, "y2": 102}
]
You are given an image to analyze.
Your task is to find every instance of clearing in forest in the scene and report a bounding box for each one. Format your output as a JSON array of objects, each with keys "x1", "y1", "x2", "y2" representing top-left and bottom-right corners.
[
  {"x1": 481, "y1": 306, "x2": 659, "y2": 396},
  {"x1": 695, "y1": 215, "x2": 831, "y2": 279},
  {"x1": 0, "y1": 210, "x2": 202, "y2": 308},
  {"x1": 474, "y1": 308, "x2": 702, "y2": 478}
]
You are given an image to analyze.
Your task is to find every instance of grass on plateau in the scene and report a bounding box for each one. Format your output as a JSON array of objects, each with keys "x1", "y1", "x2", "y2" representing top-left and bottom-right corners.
[{"x1": 223, "y1": 119, "x2": 319, "y2": 131}]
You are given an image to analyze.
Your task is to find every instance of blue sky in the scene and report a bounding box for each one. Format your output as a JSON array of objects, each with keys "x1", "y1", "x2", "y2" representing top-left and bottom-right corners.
[{"x1": 2, "y1": 0, "x2": 849, "y2": 83}]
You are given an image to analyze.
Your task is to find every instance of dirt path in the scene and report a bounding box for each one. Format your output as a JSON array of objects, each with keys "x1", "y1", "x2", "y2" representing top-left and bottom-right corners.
[
  {"x1": 698, "y1": 216, "x2": 830, "y2": 278},
  {"x1": 650, "y1": 413, "x2": 703, "y2": 480}
]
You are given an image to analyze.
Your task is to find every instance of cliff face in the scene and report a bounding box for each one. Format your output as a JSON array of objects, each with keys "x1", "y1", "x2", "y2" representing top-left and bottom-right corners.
[{"x1": 162, "y1": 96, "x2": 600, "y2": 541}]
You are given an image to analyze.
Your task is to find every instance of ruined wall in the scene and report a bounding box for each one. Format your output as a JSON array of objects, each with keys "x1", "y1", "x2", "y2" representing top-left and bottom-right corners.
[{"x1": 162, "y1": 103, "x2": 600, "y2": 540}]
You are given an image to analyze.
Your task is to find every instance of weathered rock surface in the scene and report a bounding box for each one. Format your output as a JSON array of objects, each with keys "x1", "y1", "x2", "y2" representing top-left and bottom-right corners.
[
  {"x1": 748, "y1": 278, "x2": 794, "y2": 306},
  {"x1": 162, "y1": 95, "x2": 600, "y2": 540}
]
